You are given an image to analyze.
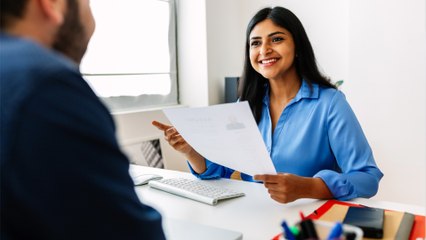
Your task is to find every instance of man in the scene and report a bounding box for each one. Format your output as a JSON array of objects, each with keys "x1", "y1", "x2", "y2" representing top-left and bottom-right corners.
[{"x1": 0, "y1": 0, "x2": 166, "y2": 239}]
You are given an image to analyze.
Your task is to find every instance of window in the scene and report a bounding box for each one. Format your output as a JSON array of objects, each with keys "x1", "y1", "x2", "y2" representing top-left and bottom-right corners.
[{"x1": 81, "y1": 0, "x2": 178, "y2": 113}]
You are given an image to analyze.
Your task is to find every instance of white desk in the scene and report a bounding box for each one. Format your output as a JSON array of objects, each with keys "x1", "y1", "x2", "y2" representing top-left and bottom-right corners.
[{"x1": 131, "y1": 165, "x2": 425, "y2": 240}]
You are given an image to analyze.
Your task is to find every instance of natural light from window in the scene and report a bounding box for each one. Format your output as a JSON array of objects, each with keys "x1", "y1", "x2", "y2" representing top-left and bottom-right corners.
[{"x1": 80, "y1": 0, "x2": 177, "y2": 111}]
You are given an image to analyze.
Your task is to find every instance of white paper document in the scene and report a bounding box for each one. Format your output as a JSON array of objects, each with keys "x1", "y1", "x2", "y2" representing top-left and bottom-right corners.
[{"x1": 163, "y1": 101, "x2": 277, "y2": 176}]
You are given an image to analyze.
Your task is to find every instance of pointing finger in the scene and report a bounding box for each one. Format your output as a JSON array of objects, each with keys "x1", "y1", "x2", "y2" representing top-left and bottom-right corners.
[{"x1": 152, "y1": 120, "x2": 172, "y2": 131}]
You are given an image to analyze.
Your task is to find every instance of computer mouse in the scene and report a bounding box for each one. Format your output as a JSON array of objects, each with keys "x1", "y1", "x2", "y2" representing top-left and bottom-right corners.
[{"x1": 133, "y1": 174, "x2": 163, "y2": 186}]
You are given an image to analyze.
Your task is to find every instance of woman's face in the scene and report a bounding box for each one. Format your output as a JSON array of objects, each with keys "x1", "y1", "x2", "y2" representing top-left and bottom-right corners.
[{"x1": 249, "y1": 19, "x2": 296, "y2": 81}]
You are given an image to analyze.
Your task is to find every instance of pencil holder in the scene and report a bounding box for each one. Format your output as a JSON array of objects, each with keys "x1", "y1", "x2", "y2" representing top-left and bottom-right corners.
[{"x1": 276, "y1": 220, "x2": 363, "y2": 240}]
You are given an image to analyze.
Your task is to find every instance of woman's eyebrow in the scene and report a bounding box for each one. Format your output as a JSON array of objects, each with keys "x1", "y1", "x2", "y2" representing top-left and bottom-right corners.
[
  {"x1": 250, "y1": 36, "x2": 262, "y2": 41},
  {"x1": 268, "y1": 31, "x2": 286, "y2": 37},
  {"x1": 250, "y1": 31, "x2": 287, "y2": 40}
]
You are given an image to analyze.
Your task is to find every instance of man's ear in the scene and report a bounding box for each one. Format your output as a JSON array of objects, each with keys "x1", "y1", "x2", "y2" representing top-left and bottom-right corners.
[{"x1": 38, "y1": 0, "x2": 67, "y2": 25}]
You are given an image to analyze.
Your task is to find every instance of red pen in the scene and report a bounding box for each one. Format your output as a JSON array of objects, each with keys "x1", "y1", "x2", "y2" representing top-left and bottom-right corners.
[{"x1": 299, "y1": 211, "x2": 306, "y2": 221}]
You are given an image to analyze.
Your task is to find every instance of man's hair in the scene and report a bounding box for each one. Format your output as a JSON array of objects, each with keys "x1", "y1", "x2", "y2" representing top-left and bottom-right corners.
[{"x1": 0, "y1": 0, "x2": 29, "y2": 28}]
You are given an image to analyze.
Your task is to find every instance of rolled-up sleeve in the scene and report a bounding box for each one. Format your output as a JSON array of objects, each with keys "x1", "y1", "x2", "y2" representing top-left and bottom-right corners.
[{"x1": 314, "y1": 91, "x2": 383, "y2": 200}]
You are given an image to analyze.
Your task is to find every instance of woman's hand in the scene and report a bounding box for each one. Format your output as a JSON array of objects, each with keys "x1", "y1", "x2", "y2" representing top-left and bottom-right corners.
[
  {"x1": 152, "y1": 121, "x2": 206, "y2": 173},
  {"x1": 253, "y1": 173, "x2": 333, "y2": 203},
  {"x1": 152, "y1": 121, "x2": 193, "y2": 156}
]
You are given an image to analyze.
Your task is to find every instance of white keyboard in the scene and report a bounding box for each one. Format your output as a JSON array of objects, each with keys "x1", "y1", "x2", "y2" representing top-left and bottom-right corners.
[{"x1": 148, "y1": 178, "x2": 245, "y2": 205}]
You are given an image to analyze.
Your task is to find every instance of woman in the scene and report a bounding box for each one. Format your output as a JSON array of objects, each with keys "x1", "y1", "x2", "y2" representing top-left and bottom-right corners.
[{"x1": 153, "y1": 6, "x2": 383, "y2": 203}]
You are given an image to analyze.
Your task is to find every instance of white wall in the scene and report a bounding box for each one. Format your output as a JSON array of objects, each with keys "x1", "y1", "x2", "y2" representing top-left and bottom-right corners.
[
  {"x1": 346, "y1": 0, "x2": 426, "y2": 206},
  {"x1": 114, "y1": 0, "x2": 426, "y2": 206},
  {"x1": 205, "y1": 0, "x2": 246, "y2": 104},
  {"x1": 176, "y1": 0, "x2": 209, "y2": 107}
]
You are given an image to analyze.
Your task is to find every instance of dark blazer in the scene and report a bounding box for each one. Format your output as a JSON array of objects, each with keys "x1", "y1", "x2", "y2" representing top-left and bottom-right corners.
[{"x1": 0, "y1": 33, "x2": 165, "y2": 240}]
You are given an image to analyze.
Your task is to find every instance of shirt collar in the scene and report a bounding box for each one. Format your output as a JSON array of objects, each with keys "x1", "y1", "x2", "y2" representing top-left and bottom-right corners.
[{"x1": 263, "y1": 79, "x2": 319, "y2": 105}]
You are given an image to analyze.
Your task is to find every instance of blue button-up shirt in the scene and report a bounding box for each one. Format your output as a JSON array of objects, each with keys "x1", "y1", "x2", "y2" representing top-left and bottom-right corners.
[{"x1": 190, "y1": 80, "x2": 383, "y2": 200}]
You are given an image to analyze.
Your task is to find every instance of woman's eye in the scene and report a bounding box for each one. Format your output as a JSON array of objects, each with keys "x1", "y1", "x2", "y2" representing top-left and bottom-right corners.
[
  {"x1": 272, "y1": 37, "x2": 284, "y2": 42},
  {"x1": 250, "y1": 41, "x2": 260, "y2": 47}
]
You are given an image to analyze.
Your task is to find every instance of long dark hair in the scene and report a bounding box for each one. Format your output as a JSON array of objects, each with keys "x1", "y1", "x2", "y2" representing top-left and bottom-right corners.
[
  {"x1": 238, "y1": 7, "x2": 336, "y2": 123},
  {"x1": 0, "y1": 0, "x2": 28, "y2": 28}
]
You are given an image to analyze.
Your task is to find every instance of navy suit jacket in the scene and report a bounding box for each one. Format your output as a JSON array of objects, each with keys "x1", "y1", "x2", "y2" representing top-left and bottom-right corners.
[{"x1": 0, "y1": 33, "x2": 165, "y2": 239}]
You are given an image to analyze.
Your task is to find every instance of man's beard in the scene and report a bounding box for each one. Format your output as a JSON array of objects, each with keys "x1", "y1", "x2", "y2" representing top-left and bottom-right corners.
[{"x1": 52, "y1": 0, "x2": 87, "y2": 64}]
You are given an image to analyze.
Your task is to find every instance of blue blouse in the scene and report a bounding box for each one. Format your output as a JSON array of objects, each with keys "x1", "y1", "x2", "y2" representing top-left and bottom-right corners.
[{"x1": 189, "y1": 80, "x2": 383, "y2": 200}]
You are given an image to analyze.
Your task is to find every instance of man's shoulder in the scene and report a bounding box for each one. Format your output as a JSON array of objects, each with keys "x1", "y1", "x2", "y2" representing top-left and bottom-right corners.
[
  {"x1": 0, "y1": 34, "x2": 105, "y2": 133},
  {"x1": 1, "y1": 34, "x2": 91, "y2": 101},
  {"x1": 1, "y1": 34, "x2": 79, "y2": 79}
]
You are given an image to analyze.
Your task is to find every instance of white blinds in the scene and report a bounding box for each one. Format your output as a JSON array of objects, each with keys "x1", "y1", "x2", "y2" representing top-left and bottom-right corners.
[{"x1": 81, "y1": 0, "x2": 178, "y2": 112}]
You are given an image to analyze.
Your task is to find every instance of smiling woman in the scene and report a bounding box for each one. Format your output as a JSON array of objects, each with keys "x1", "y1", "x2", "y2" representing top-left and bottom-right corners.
[
  {"x1": 152, "y1": 6, "x2": 384, "y2": 205},
  {"x1": 80, "y1": 0, "x2": 178, "y2": 112}
]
